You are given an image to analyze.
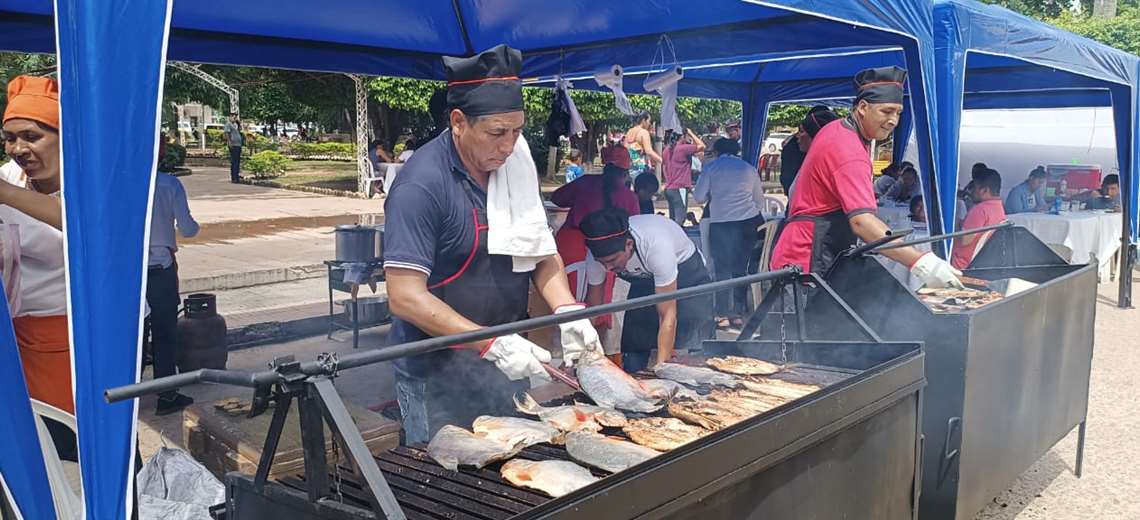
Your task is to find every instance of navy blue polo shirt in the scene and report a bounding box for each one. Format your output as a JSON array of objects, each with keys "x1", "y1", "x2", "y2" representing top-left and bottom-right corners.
[{"x1": 383, "y1": 130, "x2": 488, "y2": 376}]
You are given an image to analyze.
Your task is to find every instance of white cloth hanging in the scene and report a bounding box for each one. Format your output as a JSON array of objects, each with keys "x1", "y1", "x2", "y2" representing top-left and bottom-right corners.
[
  {"x1": 644, "y1": 66, "x2": 684, "y2": 133},
  {"x1": 556, "y1": 77, "x2": 587, "y2": 136},
  {"x1": 594, "y1": 64, "x2": 635, "y2": 116},
  {"x1": 487, "y1": 134, "x2": 558, "y2": 272}
]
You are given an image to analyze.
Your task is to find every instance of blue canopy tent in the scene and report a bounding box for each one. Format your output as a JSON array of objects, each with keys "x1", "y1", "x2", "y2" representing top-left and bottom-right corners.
[
  {"x1": 0, "y1": 0, "x2": 940, "y2": 517},
  {"x1": 530, "y1": 47, "x2": 946, "y2": 237},
  {"x1": 933, "y1": 0, "x2": 1140, "y2": 308}
]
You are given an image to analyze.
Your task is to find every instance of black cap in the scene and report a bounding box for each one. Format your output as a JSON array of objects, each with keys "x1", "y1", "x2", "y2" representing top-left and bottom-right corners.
[
  {"x1": 854, "y1": 66, "x2": 907, "y2": 105},
  {"x1": 801, "y1": 108, "x2": 840, "y2": 137},
  {"x1": 443, "y1": 44, "x2": 524, "y2": 117}
]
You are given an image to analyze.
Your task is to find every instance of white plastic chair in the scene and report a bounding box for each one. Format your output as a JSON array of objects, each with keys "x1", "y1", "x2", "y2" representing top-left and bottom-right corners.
[
  {"x1": 363, "y1": 162, "x2": 386, "y2": 199},
  {"x1": 762, "y1": 196, "x2": 786, "y2": 216},
  {"x1": 30, "y1": 400, "x2": 82, "y2": 520},
  {"x1": 751, "y1": 219, "x2": 782, "y2": 311}
]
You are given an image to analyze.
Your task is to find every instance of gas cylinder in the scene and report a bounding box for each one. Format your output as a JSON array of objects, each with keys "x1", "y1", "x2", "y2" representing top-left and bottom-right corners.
[{"x1": 176, "y1": 293, "x2": 228, "y2": 372}]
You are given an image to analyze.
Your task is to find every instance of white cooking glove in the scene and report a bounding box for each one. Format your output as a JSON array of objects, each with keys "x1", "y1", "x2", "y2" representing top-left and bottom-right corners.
[
  {"x1": 481, "y1": 334, "x2": 553, "y2": 381},
  {"x1": 909, "y1": 252, "x2": 965, "y2": 289},
  {"x1": 554, "y1": 304, "x2": 602, "y2": 368}
]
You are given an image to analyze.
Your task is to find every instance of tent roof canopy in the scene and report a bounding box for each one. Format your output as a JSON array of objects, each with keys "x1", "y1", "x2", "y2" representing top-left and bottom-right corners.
[
  {"x1": 0, "y1": 0, "x2": 927, "y2": 81},
  {"x1": 936, "y1": 0, "x2": 1137, "y2": 87}
]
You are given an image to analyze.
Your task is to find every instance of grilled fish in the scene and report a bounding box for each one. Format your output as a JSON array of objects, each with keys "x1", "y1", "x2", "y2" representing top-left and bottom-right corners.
[
  {"x1": 473, "y1": 416, "x2": 564, "y2": 447},
  {"x1": 707, "y1": 389, "x2": 786, "y2": 414},
  {"x1": 706, "y1": 356, "x2": 782, "y2": 376},
  {"x1": 565, "y1": 431, "x2": 660, "y2": 473},
  {"x1": 500, "y1": 459, "x2": 599, "y2": 498},
  {"x1": 667, "y1": 396, "x2": 753, "y2": 431},
  {"x1": 640, "y1": 378, "x2": 700, "y2": 400},
  {"x1": 514, "y1": 393, "x2": 627, "y2": 432},
  {"x1": 654, "y1": 362, "x2": 741, "y2": 388},
  {"x1": 427, "y1": 425, "x2": 523, "y2": 471},
  {"x1": 577, "y1": 351, "x2": 664, "y2": 413},
  {"x1": 738, "y1": 377, "x2": 819, "y2": 400},
  {"x1": 623, "y1": 417, "x2": 709, "y2": 451}
]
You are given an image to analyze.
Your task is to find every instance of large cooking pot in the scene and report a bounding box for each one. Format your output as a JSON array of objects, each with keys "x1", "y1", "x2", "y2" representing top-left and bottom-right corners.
[{"x1": 335, "y1": 224, "x2": 381, "y2": 262}]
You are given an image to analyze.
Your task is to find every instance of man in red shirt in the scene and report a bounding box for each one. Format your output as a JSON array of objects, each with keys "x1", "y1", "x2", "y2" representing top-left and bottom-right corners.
[
  {"x1": 951, "y1": 168, "x2": 1006, "y2": 269},
  {"x1": 770, "y1": 66, "x2": 962, "y2": 289}
]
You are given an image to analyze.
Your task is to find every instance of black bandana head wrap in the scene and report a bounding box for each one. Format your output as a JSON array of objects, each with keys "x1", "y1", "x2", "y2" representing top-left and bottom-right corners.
[
  {"x1": 853, "y1": 66, "x2": 907, "y2": 105},
  {"x1": 581, "y1": 208, "x2": 631, "y2": 258},
  {"x1": 443, "y1": 44, "x2": 524, "y2": 117}
]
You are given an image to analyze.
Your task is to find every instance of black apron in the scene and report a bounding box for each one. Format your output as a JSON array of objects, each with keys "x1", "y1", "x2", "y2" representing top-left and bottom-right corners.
[
  {"x1": 620, "y1": 243, "x2": 715, "y2": 354},
  {"x1": 396, "y1": 179, "x2": 531, "y2": 442},
  {"x1": 784, "y1": 210, "x2": 859, "y2": 274}
]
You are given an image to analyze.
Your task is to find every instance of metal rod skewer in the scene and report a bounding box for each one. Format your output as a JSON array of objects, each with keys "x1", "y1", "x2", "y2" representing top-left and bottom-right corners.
[{"x1": 871, "y1": 222, "x2": 1013, "y2": 252}]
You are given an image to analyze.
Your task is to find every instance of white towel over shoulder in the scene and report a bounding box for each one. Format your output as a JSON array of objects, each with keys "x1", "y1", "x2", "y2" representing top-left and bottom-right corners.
[{"x1": 487, "y1": 135, "x2": 557, "y2": 272}]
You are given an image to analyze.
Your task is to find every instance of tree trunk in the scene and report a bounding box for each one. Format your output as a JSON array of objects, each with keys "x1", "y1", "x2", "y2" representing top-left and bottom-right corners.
[{"x1": 1093, "y1": 0, "x2": 1117, "y2": 17}]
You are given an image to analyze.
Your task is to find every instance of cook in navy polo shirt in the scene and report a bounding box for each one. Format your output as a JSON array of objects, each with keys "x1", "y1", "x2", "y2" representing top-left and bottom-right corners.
[{"x1": 383, "y1": 129, "x2": 485, "y2": 370}]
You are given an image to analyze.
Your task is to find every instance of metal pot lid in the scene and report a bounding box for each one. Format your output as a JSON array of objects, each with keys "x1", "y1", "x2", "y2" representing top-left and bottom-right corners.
[{"x1": 336, "y1": 224, "x2": 373, "y2": 232}]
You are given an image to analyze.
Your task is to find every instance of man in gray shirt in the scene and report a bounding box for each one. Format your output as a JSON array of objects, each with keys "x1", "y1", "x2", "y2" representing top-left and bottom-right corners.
[{"x1": 224, "y1": 112, "x2": 244, "y2": 183}]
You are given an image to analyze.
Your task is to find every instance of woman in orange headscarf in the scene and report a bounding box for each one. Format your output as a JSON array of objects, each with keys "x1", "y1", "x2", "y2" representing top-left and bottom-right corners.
[{"x1": 1, "y1": 75, "x2": 71, "y2": 415}]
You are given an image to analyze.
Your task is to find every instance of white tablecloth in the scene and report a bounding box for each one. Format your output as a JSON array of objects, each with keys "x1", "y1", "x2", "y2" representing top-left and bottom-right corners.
[
  {"x1": 876, "y1": 204, "x2": 912, "y2": 230},
  {"x1": 1006, "y1": 211, "x2": 1123, "y2": 271}
]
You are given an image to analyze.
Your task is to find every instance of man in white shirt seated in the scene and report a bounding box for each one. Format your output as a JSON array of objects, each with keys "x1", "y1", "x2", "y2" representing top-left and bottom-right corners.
[{"x1": 147, "y1": 142, "x2": 200, "y2": 416}]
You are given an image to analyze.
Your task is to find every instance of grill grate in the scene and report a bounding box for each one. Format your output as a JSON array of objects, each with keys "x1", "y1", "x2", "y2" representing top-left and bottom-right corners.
[{"x1": 276, "y1": 362, "x2": 852, "y2": 519}]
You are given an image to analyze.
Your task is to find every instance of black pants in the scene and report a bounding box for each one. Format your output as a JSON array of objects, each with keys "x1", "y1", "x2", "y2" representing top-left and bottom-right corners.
[
  {"x1": 146, "y1": 263, "x2": 180, "y2": 395},
  {"x1": 229, "y1": 146, "x2": 242, "y2": 182},
  {"x1": 710, "y1": 214, "x2": 764, "y2": 316}
]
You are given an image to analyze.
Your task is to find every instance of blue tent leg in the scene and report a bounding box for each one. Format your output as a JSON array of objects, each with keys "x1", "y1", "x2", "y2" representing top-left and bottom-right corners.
[{"x1": 55, "y1": 0, "x2": 174, "y2": 517}]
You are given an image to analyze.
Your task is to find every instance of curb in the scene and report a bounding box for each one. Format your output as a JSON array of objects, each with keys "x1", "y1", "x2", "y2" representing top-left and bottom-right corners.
[
  {"x1": 235, "y1": 178, "x2": 368, "y2": 199},
  {"x1": 181, "y1": 263, "x2": 326, "y2": 293},
  {"x1": 224, "y1": 309, "x2": 390, "y2": 350}
]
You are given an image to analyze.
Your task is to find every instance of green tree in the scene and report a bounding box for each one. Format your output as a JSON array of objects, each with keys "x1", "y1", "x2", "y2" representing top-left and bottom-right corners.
[
  {"x1": 1050, "y1": 5, "x2": 1140, "y2": 54},
  {"x1": 980, "y1": 0, "x2": 1071, "y2": 18}
]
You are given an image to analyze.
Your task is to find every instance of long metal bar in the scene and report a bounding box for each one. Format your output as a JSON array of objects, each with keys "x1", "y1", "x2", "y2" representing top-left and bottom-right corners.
[
  {"x1": 106, "y1": 268, "x2": 799, "y2": 402},
  {"x1": 1075, "y1": 420, "x2": 1087, "y2": 478},
  {"x1": 313, "y1": 377, "x2": 407, "y2": 520},
  {"x1": 872, "y1": 222, "x2": 1013, "y2": 252}
]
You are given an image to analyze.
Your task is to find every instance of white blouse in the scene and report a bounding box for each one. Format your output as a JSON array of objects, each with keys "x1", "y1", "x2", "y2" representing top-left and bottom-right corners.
[{"x1": 0, "y1": 161, "x2": 66, "y2": 317}]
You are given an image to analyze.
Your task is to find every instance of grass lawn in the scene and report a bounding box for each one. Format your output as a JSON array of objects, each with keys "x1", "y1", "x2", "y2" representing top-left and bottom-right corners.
[{"x1": 270, "y1": 160, "x2": 359, "y2": 191}]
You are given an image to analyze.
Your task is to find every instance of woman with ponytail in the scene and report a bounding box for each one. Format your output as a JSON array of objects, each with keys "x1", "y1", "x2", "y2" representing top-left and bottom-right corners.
[{"x1": 550, "y1": 145, "x2": 639, "y2": 361}]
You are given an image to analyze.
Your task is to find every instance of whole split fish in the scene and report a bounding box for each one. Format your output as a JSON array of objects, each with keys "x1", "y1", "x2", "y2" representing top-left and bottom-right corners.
[
  {"x1": 514, "y1": 393, "x2": 627, "y2": 432},
  {"x1": 640, "y1": 378, "x2": 700, "y2": 400},
  {"x1": 667, "y1": 396, "x2": 754, "y2": 431},
  {"x1": 654, "y1": 362, "x2": 741, "y2": 388},
  {"x1": 706, "y1": 355, "x2": 783, "y2": 376},
  {"x1": 500, "y1": 459, "x2": 599, "y2": 498},
  {"x1": 565, "y1": 431, "x2": 660, "y2": 473},
  {"x1": 623, "y1": 418, "x2": 709, "y2": 452},
  {"x1": 577, "y1": 351, "x2": 663, "y2": 413},
  {"x1": 427, "y1": 425, "x2": 523, "y2": 471},
  {"x1": 473, "y1": 416, "x2": 564, "y2": 447},
  {"x1": 738, "y1": 377, "x2": 819, "y2": 400}
]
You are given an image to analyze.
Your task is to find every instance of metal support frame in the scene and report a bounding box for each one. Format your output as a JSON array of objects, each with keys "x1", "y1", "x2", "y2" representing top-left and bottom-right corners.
[
  {"x1": 106, "y1": 267, "x2": 892, "y2": 519},
  {"x1": 250, "y1": 356, "x2": 407, "y2": 519},
  {"x1": 169, "y1": 62, "x2": 240, "y2": 152},
  {"x1": 349, "y1": 74, "x2": 372, "y2": 195}
]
